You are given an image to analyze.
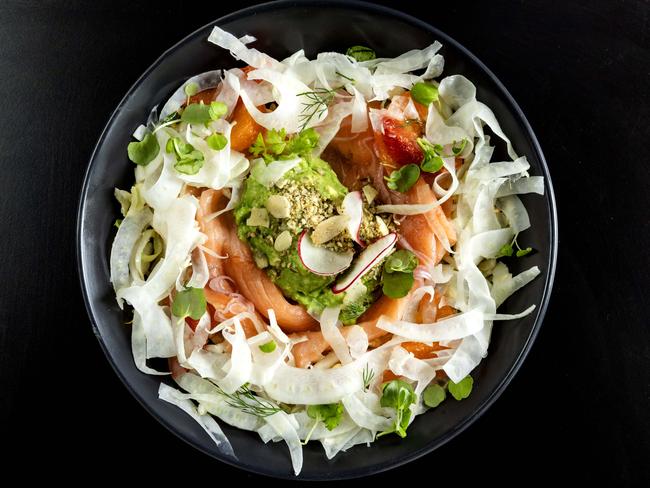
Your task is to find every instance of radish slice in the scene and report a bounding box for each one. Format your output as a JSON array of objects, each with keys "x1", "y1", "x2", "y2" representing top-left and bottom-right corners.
[
  {"x1": 298, "y1": 231, "x2": 354, "y2": 276},
  {"x1": 342, "y1": 191, "x2": 364, "y2": 246},
  {"x1": 333, "y1": 233, "x2": 397, "y2": 293}
]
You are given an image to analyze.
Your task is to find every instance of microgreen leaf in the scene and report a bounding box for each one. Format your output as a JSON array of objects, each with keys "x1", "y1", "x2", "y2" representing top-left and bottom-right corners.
[
  {"x1": 184, "y1": 82, "x2": 199, "y2": 97},
  {"x1": 181, "y1": 102, "x2": 212, "y2": 124},
  {"x1": 410, "y1": 82, "x2": 439, "y2": 106},
  {"x1": 447, "y1": 375, "x2": 473, "y2": 401},
  {"x1": 516, "y1": 247, "x2": 533, "y2": 257},
  {"x1": 258, "y1": 340, "x2": 277, "y2": 353},
  {"x1": 382, "y1": 271, "x2": 414, "y2": 298},
  {"x1": 418, "y1": 138, "x2": 445, "y2": 173},
  {"x1": 384, "y1": 250, "x2": 418, "y2": 274},
  {"x1": 174, "y1": 152, "x2": 204, "y2": 175},
  {"x1": 307, "y1": 403, "x2": 343, "y2": 431},
  {"x1": 385, "y1": 164, "x2": 420, "y2": 193},
  {"x1": 127, "y1": 131, "x2": 160, "y2": 166},
  {"x1": 172, "y1": 287, "x2": 206, "y2": 320},
  {"x1": 378, "y1": 379, "x2": 416, "y2": 438},
  {"x1": 496, "y1": 243, "x2": 514, "y2": 258},
  {"x1": 208, "y1": 101, "x2": 228, "y2": 120},
  {"x1": 346, "y1": 45, "x2": 376, "y2": 62},
  {"x1": 422, "y1": 384, "x2": 446, "y2": 408},
  {"x1": 452, "y1": 139, "x2": 468, "y2": 155},
  {"x1": 206, "y1": 133, "x2": 228, "y2": 150}
]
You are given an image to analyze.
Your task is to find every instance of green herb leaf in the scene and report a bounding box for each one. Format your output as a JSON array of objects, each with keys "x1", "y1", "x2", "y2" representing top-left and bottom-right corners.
[
  {"x1": 217, "y1": 384, "x2": 281, "y2": 417},
  {"x1": 382, "y1": 271, "x2": 414, "y2": 299},
  {"x1": 307, "y1": 403, "x2": 343, "y2": 431},
  {"x1": 410, "y1": 82, "x2": 439, "y2": 106},
  {"x1": 452, "y1": 139, "x2": 468, "y2": 155},
  {"x1": 174, "y1": 152, "x2": 204, "y2": 175},
  {"x1": 166, "y1": 137, "x2": 194, "y2": 157},
  {"x1": 385, "y1": 164, "x2": 420, "y2": 193},
  {"x1": 516, "y1": 247, "x2": 533, "y2": 257},
  {"x1": 284, "y1": 128, "x2": 319, "y2": 155},
  {"x1": 297, "y1": 89, "x2": 336, "y2": 131},
  {"x1": 206, "y1": 133, "x2": 228, "y2": 150},
  {"x1": 496, "y1": 243, "x2": 514, "y2": 258},
  {"x1": 259, "y1": 340, "x2": 277, "y2": 353},
  {"x1": 418, "y1": 138, "x2": 445, "y2": 173},
  {"x1": 384, "y1": 250, "x2": 418, "y2": 274},
  {"x1": 127, "y1": 131, "x2": 160, "y2": 166},
  {"x1": 362, "y1": 364, "x2": 376, "y2": 390},
  {"x1": 422, "y1": 384, "x2": 446, "y2": 408},
  {"x1": 172, "y1": 287, "x2": 206, "y2": 320},
  {"x1": 379, "y1": 379, "x2": 417, "y2": 438},
  {"x1": 346, "y1": 45, "x2": 376, "y2": 62},
  {"x1": 114, "y1": 219, "x2": 122, "y2": 229},
  {"x1": 208, "y1": 101, "x2": 228, "y2": 120},
  {"x1": 448, "y1": 375, "x2": 473, "y2": 401},
  {"x1": 181, "y1": 102, "x2": 212, "y2": 124},
  {"x1": 184, "y1": 82, "x2": 199, "y2": 97}
]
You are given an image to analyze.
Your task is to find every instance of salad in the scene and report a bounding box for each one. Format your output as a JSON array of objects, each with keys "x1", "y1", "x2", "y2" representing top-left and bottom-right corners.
[{"x1": 110, "y1": 26, "x2": 545, "y2": 475}]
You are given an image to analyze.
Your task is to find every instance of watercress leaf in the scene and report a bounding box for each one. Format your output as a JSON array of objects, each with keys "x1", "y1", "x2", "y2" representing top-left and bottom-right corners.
[
  {"x1": 206, "y1": 133, "x2": 228, "y2": 150},
  {"x1": 384, "y1": 250, "x2": 418, "y2": 273},
  {"x1": 346, "y1": 45, "x2": 376, "y2": 62},
  {"x1": 448, "y1": 375, "x2": 473, "y2": 401},
  {"x1": 382, "y1": 271, "x2": 414, "y2": 298},
  {"x1": 410, "y1": 82, "x2": 439, "y2": 106},
  {"x1": 184, "y1": 82, "x2": 199, "y2": 97},
  {"x1": 306, "y1": 403, "x2": 343, "y2": 431},
  {"x1": 422, "y1": 384, "x2": 446, "y2": 408},
  {"x1": 385, "y1": 164, "x2": 420, "y2": 193},
  {"x1": 418, "y1": 138, "x2": 444, "y2": 173},
  {"x1": 174, "y1": 155, "x2": 203, "y2": 175},
  {"x1": 379, "y1": 380, "x2": 416, "y2": 438},
  {"x1": 127, "y1": 131, "x2": 160, "y2": 166},
  {"x1": 181, "y1": 102, "x2": 212, "y2": 124},
  {"x1": 172, "y1": 287, "x2": 206, "y2": 320},
  {"x1": 209, "y1": 101, "x2": 228, "y2": 120},
  {"x1": 496, "y1": 243, "x2": 514, "y2": 258},
  {"x1": 380, "y1": 379, "x2": 414, "y2": 408},
  {"x1": 516, "y1": 247, "x2": 533, "y2": 257},
  {"x1": 259, "y1": 340, "x2": 277, "y2": 353}
]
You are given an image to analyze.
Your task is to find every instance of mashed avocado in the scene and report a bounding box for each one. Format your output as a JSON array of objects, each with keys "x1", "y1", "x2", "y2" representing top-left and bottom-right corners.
[{"x1": 234, "y1": 146, "x2": 384, "y2": 324}]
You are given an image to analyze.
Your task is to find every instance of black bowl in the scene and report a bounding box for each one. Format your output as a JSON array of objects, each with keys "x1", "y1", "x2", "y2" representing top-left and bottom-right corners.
[{"x1": 77, "y1": 0, "x2": 557, "y2": 480}]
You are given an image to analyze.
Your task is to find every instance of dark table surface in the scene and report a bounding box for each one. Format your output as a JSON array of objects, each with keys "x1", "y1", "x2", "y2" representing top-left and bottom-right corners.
[{"x1": 1, "y1": 0, "x2": 648, "y2": 483}]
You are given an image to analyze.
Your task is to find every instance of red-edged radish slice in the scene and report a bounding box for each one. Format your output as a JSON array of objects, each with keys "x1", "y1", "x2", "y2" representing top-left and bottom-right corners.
[
  {"x1": 298, "y1": 230, "x2": 354, "y2": 276},
  {"x1": 332, "y1": 233, "x2": 397, "y2": 294},
  {"x1": 342, "y1": 191, "x2": 364, "y2": 246}
]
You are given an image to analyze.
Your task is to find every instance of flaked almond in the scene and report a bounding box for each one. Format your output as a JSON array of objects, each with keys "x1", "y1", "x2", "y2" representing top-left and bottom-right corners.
[
  {"x1": 311, "y1": 215, "x2": 349, "y2": 245},
  {"x1": 246, "y1": 207, "x2": 269, "y2": 227},
  {"x1": 376, "y1": 215, "x2": 389, "y2": 236},
  {"x1": 274, "y1": 230, "x2": 293, "y2": 252},
  {"x1": 265, "y1": 194, "x2": 291, "y2": 219},
  {"x1": 362, "y1": 184, "x2": 378, "y2": 204}
]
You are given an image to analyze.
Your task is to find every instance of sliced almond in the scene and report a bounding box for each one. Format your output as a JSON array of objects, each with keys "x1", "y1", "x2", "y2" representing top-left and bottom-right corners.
[
  {"x1": 265, "y1": 194, "x2": 291, "y2": 219},
  {"x1": 362, "y1": 184, "x2": 378, "y2": 204},
  {"x1": 246, "y1": 207, "x2": 270, "y2": 227},
  {"x1": 311, "y1": 215, "x2": 350, "y2": 245},
  {"x1": 274, "y1": 230, "x2": 293, "y2": 252},
  {"x1": 375, "y1": 215, "x2": 389, "y2": 236}
]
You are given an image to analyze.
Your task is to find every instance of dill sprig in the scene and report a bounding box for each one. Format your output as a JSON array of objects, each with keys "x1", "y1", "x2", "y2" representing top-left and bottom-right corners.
[
  {"x1": 297, "y1": 88, "x2": 336, "y2": 131},
  {"x1": 217, "y1": 384, "x2": 280, "y2": 417},
  {"x1": 363, "y1": 364, "x2": 376, "y2": 390}
]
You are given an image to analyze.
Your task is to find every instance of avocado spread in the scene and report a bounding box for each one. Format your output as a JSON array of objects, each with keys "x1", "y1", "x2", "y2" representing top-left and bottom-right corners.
[{"x1": 234, "y1": 132, "x2": 391, "y2": 324}]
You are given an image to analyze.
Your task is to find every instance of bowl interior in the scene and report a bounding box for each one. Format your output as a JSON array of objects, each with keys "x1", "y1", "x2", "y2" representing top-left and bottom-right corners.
[{"x1": 78, "y1": 1, "x2": 556, "y2": 480}]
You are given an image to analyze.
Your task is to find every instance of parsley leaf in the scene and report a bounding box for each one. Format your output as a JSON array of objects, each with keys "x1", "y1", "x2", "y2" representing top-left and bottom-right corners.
[
  {"x1": 410, "y1": 82, "x2": 439, "y2": 106},
  {"x1": 422, "y1": 384, "x2": 446, "y2": 408},
  {"x1": 447, "y1": 375, "x2": 473, "y2": 401},
  {"x1": 378, "y1": 379, "x2": 417, "y2": 438},
  {"x1": 307, "y1": 403, "x2": 343, "y2": 431},
  {"x1": 385, "y1": 164, "x2": 420, "y2": 193},
  {"x1": 206, "y1": 133, "x2": 228, "y2": 150},
  {"x1": 258, "y1": 340, "x2": 277, "y2": 353},
  {"x1": 249, "y1": 128, "x2": 319, "y2": 162},
  {"x1": 172, "y1": 287, "x2": 206, "y2": 320},
  {"x1": 127, "y1": 131, "x2": 160, "y2": 166},
  {"x1": 346, "y1": 45, "x2": 376, "y2": 62},
  {"x1": 418, "y1": 138, "x2": 445, "y2": 173},
  {"x1": 284, "y1": 128, "x2": 319, "y2": 156}
]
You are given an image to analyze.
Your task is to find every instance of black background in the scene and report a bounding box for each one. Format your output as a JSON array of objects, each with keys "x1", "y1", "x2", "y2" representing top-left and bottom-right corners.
[{"x1": 1, "y1": 0, "x2": 648, "y2": 484}]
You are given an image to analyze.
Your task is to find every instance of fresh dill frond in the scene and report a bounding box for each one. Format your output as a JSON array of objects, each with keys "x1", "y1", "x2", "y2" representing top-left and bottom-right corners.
[
  {"x1": 335, "y1": 70, "x2": 355, "y2": 83},
  {"x1": 297, "y1": 88, "x2": 336, "y2": 131},
  {"x1": 216, "y1": 384, "x2": 281, "y2": 417},
  {"x1": 363, "y1": 364, "x2": 376, "y2": 390}
]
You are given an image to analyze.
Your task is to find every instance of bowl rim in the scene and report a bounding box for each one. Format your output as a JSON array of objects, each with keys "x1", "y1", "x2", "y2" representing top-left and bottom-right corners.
[{"x1": 77, "y1": 0, "x2": 558, "y2": 480}]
